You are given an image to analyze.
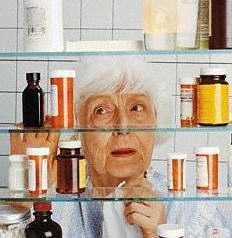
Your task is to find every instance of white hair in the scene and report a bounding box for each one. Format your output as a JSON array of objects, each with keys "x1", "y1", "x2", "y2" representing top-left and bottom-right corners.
[{"x1": 75, "y1": 55, "x2": 170, "y2": 129}]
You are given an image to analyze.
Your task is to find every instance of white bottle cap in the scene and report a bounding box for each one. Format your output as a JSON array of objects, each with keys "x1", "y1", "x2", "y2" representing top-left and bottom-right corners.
[
  {"x1": 200, "y1": 68, "x2": 226, "y2": 76},
  {"x1": 50, "y1": 70, "x2": 76, "y2": 79},
  {"x1": 168, "y1": 153, "x2": 187, "y2": 160},
  {"x1": 195, "y1": 147, "x2": 220, "y2": 155},
  {"x1": 59, "y1": 140, "x2": 81, "y2": 149},
  {"x1": 9, "y1": 154, "x2": 27, "y2": 162},
  {"x1": 158, "y1": 224, "x2": 184, "y2": 238},
  {"x1": 180, "y1": 77, "x2": 196, "y2": 85},
  {"x1": 26, "y1": 147, "x2": 50, "y2": 156}
]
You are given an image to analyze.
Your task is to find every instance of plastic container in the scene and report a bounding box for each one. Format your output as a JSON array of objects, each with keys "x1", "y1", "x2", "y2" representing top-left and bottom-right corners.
[
  {"x1": 196, "y1": 147, "x2": 219, "y2": 191},
  {"x1": 180, "y1": 77, "x2": 198, "y2": 128},
  {"x1": 23, "y1": 0, "x2": 64, "y2": 52},
  {"x1": 50, "y1": 70, "x2": 75, "y2": 128},
  {"x1": 158, "y1": 224, "x2": 184, "y2": 238},
  {"x1": 8, "y1": 155, "x2": 27, "y2": 193},
  {"x1": 168, "y1": 153, "x2": 186, "y2": 192},
  {"x1": 26, "y1": 147, "x2": 49, "y2": 196}
]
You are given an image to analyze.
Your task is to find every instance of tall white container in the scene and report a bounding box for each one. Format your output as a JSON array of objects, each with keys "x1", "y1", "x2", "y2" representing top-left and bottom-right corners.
[{"x1": 23, "y1": 0, "x2": 64, "y2": 52}]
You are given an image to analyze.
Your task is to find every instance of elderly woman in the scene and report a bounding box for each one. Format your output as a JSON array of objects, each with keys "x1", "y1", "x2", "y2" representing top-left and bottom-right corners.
[{"x1": 10, "y1": 56, "x2": 223, "y2": 238}]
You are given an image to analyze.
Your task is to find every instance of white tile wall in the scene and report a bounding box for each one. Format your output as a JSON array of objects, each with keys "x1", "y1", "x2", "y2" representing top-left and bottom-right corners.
[{"x1": 0, "y1": 0, "x2": 230, "y2": 190}]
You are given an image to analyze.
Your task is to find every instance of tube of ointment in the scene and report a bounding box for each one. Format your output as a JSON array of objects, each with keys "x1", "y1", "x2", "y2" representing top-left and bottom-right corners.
[{"x1": 176, "y1": 0, "x2": 199, "y2": 49}]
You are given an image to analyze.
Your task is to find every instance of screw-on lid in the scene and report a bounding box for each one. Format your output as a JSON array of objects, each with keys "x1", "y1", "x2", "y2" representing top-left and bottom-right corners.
[
  {"x1": 33, "y1": 202, "x2": 52, "y2": 212},
  {"x1": 26, "y1": 73, "x2": 40, "y2": 81},
  {"x1": 59, "y1": 140, "x2": 81, "y2": 149},
  {"x1": 9, "y1": 154, "x2": 27, "y2": 162},
  {"x1": 50, "y1": 70, "x2": 76, "y2": 79},
  {"x1": 195, "y1": 147, "x2": 220, "y2": 155},
  {"x1": 168, "y1": 153, "x2": 187, "y2": 160},
  {"x1": 180, "y1": 77, "x2": 196, "y2": 85},
  {"x1": 0, "y1": 205, "x2": 31, "y2": 225},
  {"x1": 26, "y1": 147, "x2": 50, "y2": 156},
  {"x1": 158, "y1": 224, "x2": 184, "y2": 238},
  {"x1": 200, "y1": 68, "x2": 226, "y2": 76}
]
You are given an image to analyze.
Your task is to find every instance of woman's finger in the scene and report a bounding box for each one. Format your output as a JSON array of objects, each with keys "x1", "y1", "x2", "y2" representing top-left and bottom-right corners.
[
  {"x1": 126, "y1": 212, "x2": 156, "y2": 231},
  {"x1": 23, "y1": 133, "x2": 36, "y2": 143},
  {"x1": 124, "y1": 202, "x2": 154, "y2": 218}
]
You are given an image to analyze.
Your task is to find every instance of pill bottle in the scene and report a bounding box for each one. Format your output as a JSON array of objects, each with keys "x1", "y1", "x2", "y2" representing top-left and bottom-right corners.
[
  {"x1": 56, "y1": 140, "x2": 86, "y2": 194},
  {"x1": 8, "y1": 155, "x2": 28, "y2": 193},
  {"x1": 196, "y1": 147, "x2": 219, "y2": 191},
  {"x1": 167, "y1": 153, "x2": 186, "y2": 192},
  {"x1": 26, "y1": 147, "x2": 49, "y2": 196},
  {"x1": 50, "y1": 70, "x2": 75, "y2": 128},
  {"x1": 158, "y1": 224, "x2": 184, "y2": 238},
  {"x1": 180, "y1": 77, "x2": 197, "y2": 128},
  {"x1": 198, "y1": 68, "x2": 229, "y2": 126}
]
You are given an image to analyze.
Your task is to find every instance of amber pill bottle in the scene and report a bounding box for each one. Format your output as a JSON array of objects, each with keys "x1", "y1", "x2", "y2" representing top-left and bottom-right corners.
[{"x1": 56, "y1": 141, "x2": 86, "y2": 194}]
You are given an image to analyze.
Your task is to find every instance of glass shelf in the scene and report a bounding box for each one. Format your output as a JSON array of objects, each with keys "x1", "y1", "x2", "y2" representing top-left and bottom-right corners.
[
  {"x1": 2, "y1": 124, "x2": 232, "y2": 133},
  {"x1": 0, "y1": 49, "x2": 231, "y2": 58},
  {"x1": 0, "y1": 187, "x2": 232, "y2": 202}
]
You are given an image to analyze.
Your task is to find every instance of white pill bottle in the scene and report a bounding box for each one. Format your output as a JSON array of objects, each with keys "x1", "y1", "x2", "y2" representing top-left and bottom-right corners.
[{"x1": 23, "y1": 0, "x2": 64, "y2": 52}]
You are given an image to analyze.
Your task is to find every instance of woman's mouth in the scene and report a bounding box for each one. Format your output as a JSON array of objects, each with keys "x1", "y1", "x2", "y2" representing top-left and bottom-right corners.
[{"x1": 111, "y1": 148, "x2": 137, "y2": 157}]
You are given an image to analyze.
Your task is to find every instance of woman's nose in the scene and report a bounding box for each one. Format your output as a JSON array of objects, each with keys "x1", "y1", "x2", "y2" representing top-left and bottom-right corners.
[{"x1": 115, "y1": 109, "x2": 129, "y2": 128}]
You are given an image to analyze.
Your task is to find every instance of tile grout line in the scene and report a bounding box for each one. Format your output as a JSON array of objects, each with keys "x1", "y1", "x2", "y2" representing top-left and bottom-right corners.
[
  {"x1": 15, "y1": 0, "x2": 19, "y2": 124},
  {"x1": 112, "y1": 0, "x2": 115, "y2": 40}
]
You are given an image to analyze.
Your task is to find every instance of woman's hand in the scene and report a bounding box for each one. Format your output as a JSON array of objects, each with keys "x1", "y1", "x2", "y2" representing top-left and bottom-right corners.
[
  {"x1": 124, "y1": 201, "x2": 164, "y2": 238},
  {"x1": 123, "y1": 179, "x2": 165, "y2": 238},
  {"x1": 10, "y1": 120, "x2": 60, "y2": 186}
]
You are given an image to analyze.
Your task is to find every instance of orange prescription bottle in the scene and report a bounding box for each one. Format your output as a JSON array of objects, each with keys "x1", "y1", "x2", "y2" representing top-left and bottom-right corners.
[
  {"x1": 50, "y1": 70, "x2": 75, "y2": 128},
  {"x1": 196, "y1": 147, "x2": 219, "y2": 191},
  {"x1": 26, "y1": 147, "x2": 49, "y2": 196}
]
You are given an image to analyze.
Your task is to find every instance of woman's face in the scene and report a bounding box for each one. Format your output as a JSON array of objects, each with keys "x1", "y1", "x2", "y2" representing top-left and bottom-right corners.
[{"x1": 78, "y1": 92, "x2": 156, "y2": 182}]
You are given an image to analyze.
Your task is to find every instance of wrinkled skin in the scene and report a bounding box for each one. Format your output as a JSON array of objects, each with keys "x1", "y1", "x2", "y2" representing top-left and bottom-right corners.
[{"x1": 10, "y1": 92, "x2": 165, "y2": 238}]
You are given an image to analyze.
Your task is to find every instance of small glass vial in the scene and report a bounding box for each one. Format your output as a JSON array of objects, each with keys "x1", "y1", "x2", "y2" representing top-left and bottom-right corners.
[
  {"x1": 180, "y1": 77, "x2": 197, "y2": 128},
  {"x1": 158, "y1": 224, "x2": 184, "y2": 238},
  {"x1": 227, "y1": 134, "x2": 232, "y2": 189},
  {"x1": 56, "y1": 140, "x2": 86, "y2": 194},
  {"x1": 26, "y1": 147, "x2": 49, "y2": 196},
  {"x1": 8, "y1": 154, "x2": 27, "y2": 193},
  {"x1": 167, "y1": 153, "x2": 186, "y2": 192},
  {"x1": 196, "y1": 147, "x2": 219, "y2": 191}
]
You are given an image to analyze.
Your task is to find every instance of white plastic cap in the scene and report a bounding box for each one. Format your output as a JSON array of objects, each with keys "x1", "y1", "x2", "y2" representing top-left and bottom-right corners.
[
  {"x1": 50, "y1": 70, "x2": 76, "y2": 79},
  {"x1": 9, "y1": 154, "x2": 27, "y2": 162},
  {"x1": 158, "y1": 224, "x2": 184, "y2": 238},
  {"x1": 168, "y1": 153, "x2": 187, "y2": 160},
  {"x1": 200, "y1": 68, "x2": 226, "y2": 76},
  {"x1": 26, "y1": 147, "x2": 50, "y2": 156},
  {"x1": 195, "y1": 147, "x2": 220, "y2": 155},
  {"x1": 59, "y1": 140, "x2": 81, "y2": 149},
  {"x1": 180, "y1": 77, "x2": 197, "y2": 85}
]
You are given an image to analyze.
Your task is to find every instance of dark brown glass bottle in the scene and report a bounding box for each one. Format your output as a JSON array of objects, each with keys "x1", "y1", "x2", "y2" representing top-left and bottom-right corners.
[
  {"x1": 23, "y1": 73, "x2": 44, "y2": 127},
  {"x1": 56, "y1": 141, "x2": 86, "y2": 194},
  {"x1": 25, "y1": 202, "x2": 62, "y2": 238},
  {"x1": 210, "y1": 0, "x2": 232, "y2": 49}
]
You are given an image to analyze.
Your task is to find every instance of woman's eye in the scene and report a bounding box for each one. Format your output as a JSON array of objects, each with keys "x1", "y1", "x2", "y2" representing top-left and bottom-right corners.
[
  {"x1": 131, "y1": 104, "x2": 144, "y2": 112},
  {"x1": 94, "y1": 106, "x2": 107, "y2": 115}
]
